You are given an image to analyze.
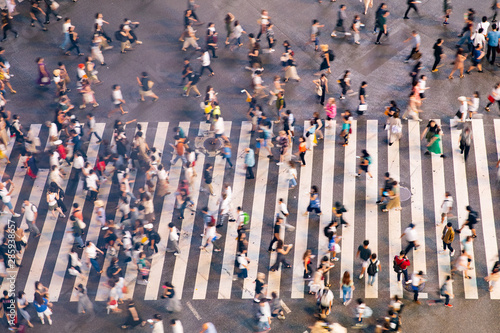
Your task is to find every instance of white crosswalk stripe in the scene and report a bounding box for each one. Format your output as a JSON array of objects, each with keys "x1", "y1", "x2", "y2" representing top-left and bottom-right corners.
[{"x1": 3, "y1": 119, "x2": 500, "y2": 303}]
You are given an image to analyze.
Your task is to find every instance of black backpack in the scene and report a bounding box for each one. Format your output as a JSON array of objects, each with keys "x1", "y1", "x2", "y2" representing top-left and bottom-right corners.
[
  {"x1": 115, "y1": 30, "x2": 125, "y2": 42},
  {"x1": 328, "y1": 50, "x2": 335, "y2": 61},
  {"x1": 393, "y1": 258, "x2": 402, "y2": 273},
  {"x1": 367, "y1": 260, "x2": 378, "y2": 276}
]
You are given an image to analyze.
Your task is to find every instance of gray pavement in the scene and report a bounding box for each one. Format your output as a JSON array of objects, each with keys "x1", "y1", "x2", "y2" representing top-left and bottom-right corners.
[{"x1": 2, "y1": 0, "x2": 500, "y2": 332}]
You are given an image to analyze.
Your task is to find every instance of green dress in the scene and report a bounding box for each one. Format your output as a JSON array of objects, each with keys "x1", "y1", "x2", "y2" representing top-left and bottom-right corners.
[{"x1": 428, "y1": 134, "x2": 442, "y2": 154}]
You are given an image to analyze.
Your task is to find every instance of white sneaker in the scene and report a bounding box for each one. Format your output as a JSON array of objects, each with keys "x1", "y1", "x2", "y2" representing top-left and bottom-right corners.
[
  {"x1": 330, "y1": 32, "x2": 337, "y2": 37},
  {"x1": 451, "y1": 250, "x2": 455, "y2": 256},
  {"x1": 359, "y1": 274, "x2": 364, "y2": 279},
  {"x1": 48, "y1": 319, "x2": 52, "y2": 325},
  {"x1": 12, "y1": 213, "x2": 21, "y2": 217}
]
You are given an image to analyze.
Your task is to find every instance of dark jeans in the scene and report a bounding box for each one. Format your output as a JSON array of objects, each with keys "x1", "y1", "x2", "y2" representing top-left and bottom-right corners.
[
  {"x1": 434, "y1": 294, "x2": 450, "y2": 305},
  {"x1": 413, "y1": 287, "x2": 419, "y2": 301},
  {"x1": 199, "y1": 65, "x2": 214, "y2": 76},
  {"x1": 89, "y1": 130, "x2": 102, "y2": 142},
  {"x1": 246, "y1": 166, "x2": 254, "y2": 179},
  {"x1": 487, "y1": 44, "x2": 497, "y2": 64},
  {"x1": 67, "y1": 41, "x2": 81, "y2": 54},
  {"x1": 207, "y1": 45, "x2": 217, "y2": 57},
  {"x1": 299, "y1": 152, "x2": 306, "y2": 165},
  {"x1": 268, "y1": 236, "x2": 279, "y2": 252},
  {"x1": 406, "y1": 47, "x2": 418, "y2": 61},
  {"x1": 403, "y1": 241, "x2": 417, "y2": 255},
  {"x1": 397, "y1": 269, "x2": 409, "y2": 282},
  {"x1": 460, "y1": 144, "x2": 470, "y2": 161},
  {"x1": 2, "y1": 25, "x2": 17, "y2": 39},
  {"x1": 443, "y1": 241, "x2": 454, "y2": 252},
  {"x1": 432, "y1": 55, "x2": 441, "y2": 70},
  {"x1": 45, "y1": 6, "x2": 60, "y2": 23},
  {"x1": 31, "y1": 15, "x2": 45, "y2": 29},
  {"x1": 404, "y1": 4, "x2": 419, "y2": 18},
  {"x1": 224, "y1": 156, "x2": 233, "y2": 167},
  {"x1": 376, "y1": 29, "x2": 386, "y2": 43}
]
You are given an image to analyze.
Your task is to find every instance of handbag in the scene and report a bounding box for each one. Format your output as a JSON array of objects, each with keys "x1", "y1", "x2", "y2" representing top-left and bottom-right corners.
[
  {"x1": 50, "y1": 1, "x2": 60, "y2": 10},
  {"x1": 411, "y1": 51, "x2": 422, "y2": 60},
  {"x1": 358, "y1": 104, "x2": 367, "y2": 112},
  {"x1": 488, "y1": 94, "x2": 495, "y2": 103},
  {"x1": 77, "y1": 220, "x2": 86, "y2": 230},
  {"x1": 315, "y1": 85, "x2": 323, "y2": 96},
  {"x1": 41, "y1": 77, "x2": 50, "y2": 83},
  {"x1": 456, "y1": 110, "x2": 463, "y2": 119}
]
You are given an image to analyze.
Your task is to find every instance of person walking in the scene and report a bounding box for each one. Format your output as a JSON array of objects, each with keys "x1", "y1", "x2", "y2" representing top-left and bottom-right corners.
[
  {"x1": 375, "y1": 4, "x2": 389, "y2": 45},
  {"x1": 65, "y1": 25, "x2": 83, "y2": 56},
  {"x1": 466, "y1": 43, "x2": 486, "y2": 74},
  {"x1": 439, "y1": 191, "x2": 454, "y2": 225},
  {"x1": 404, "y1": 31, "x2": 421, "y2": 63},
  {"x1": 338, "y1": 70, "x2": 352, "y2": 100},
  {"x1": 341, "y1": 271, "x2": 355, "y2": 305},
  {"x1": 30, "y1": 2, "x2": 47, "y2": 31},
  {"x1": 257, "y1": 300, "x2": 272, "y2": 333},
  {"x1": 166, "y1": 223, "x2": 181, "y2": 255},
  {"x1": 268, "y1": 217, "x2": 283, "y2": 252},
  {"x1": 21, "y1": 199, "x2": 40, "y2": 237},
  {"x1": 362, "y1": 0, "x2": 373, "y2": 15},
  {"x1": 137, "y1": 72, "x2": 159, "y2": 102},
  {"x1": 85, "y1": 241, "x2": 103, "y2": 274},
  {"x1": 485, "y1": 82, "x2": 500, "y2": 112},
  {"x1": 76, "y1": 284, "x2": 94, "y2": 314},
  {"x1": 310, "y1": 19, "x2": 324, "y2": 52},
  {"x1": 401, "y1": 223, "x2": 419, "y2": 255},
  {"x1": 485, "y1": 261, "x2": 500, "y2": 292},
  {"x1": 404, "y1": 0, "x2": 420, "y2": 19},
  {"x1": 386, "y1": 112, "x2": 402, "y2": 146},
  {"x1": 366, "y1": 253, "x2": 381, "y2": 286},
  {"x1": 340, "y1": 110, "x2": 352, "y2": 146},
  {"x1": 486, "y1": 24, "x2": 500, "y2": 64},
  {"x1": 352, "y1": 15, "x2": 362, "y2": 45},
  {"x1": 411, "y1": 271, "x2": 426, "y2": 304},
  {"x1": 202, "y1": 163, "x2": 215, "y2": 195},
  {"x1": 313, "y1": 74, "x2": 328, "y2": 105},
  {"x1": 288, "y1": 161, "x2": 297, "y2": 189},
  {"x1": 426, "y1": 127, "x2": 445, "y2": 158},
  {"x1": 17, "y1": 291, "x2": 34, "y2": 328},
  {"x1": 394, "y1": 251, "x2": 411, "y2": 284},
  {"x1": 456, "y1": 205, "x2": 479, "y2": 238},
  {"x1": 429, "y1": 275, "x2": 454, "y2": 307},
  {"x1": 270, "y1": 240, "x2": 292, "y2": 271},
  {"x1": 198, "y1": 48, "x2": 215, "y2": 77},
  {"x1": 459, "y1": 125, "x2": 473, "y2": 161},
  {"x1": 383, "y1": 180, "x2": 401, "y2": 212},
  {"x1": 451, "y1": 251, "x2": 472, "y2": 279},
  {"x1": 356, "y1": 149, "x2": 373, "y2": 178},
  {"x1": 356, "y1": 240, "x2": 372, "y2": 279},
  {"x1": 330, "y1": 5, "x2": 351, "y2": 38},
  {"x1": 0, "y1": 9, "x2": 18, "y2": 42},
  {"x1": 244, "y1": 147, "x2": 255, "y2": 179},
  {"x1": 448, "y1": 48, "x2": 467, "y2": 79},
  {"x1": 441, "y1": 222, "x2": 456, "y2": 256},
  {"x1": 304, "y1": 185, "x2": 322, "y2": 216},
  {"x1": 34, "y1": 292, "x2": 53, "y2": 325},
  {"x1": 431, "y1": 39, "x2": 445, "y2": 72}
]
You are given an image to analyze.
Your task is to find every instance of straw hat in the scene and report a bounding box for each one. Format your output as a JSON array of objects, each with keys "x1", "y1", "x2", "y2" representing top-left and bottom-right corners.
[{"x1": 320, "y1": 44, "x2": 329, "y2": 52}]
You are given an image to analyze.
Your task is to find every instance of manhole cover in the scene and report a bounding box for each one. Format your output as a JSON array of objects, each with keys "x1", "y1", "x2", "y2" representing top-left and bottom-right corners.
[
  {"x1": 194, "y1": 130, "x2": 224, "y2": 157},
  {"x1": 400, "y1": 187, "x2": 411, "y2": 202}
]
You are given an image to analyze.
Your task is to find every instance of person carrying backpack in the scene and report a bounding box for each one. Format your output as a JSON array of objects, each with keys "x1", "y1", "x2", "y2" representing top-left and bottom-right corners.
[
  {"x1": 356, "y1": 149, "x2": 374, "y2": 178},
  {"x1": 456, "y1": 205, "x2": 479, "y2": 238},
  {"x1": 393, "y1": 251, "x2": 411, "y2": 284},
  {"x1": 317, "y1": 287, "x2": 333, "y2": 318},
  {"x1": 366, "y1": 253, "x2": 381, "y2": 286}
]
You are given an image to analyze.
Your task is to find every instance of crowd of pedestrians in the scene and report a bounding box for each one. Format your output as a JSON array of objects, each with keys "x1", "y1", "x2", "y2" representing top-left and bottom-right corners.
[{"x1": 0, "y1": 1, "x2": 500, "y2": 332}]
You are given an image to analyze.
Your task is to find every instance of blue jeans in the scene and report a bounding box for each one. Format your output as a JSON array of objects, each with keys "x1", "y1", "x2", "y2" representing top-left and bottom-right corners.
[
  {"x1": 342, "y1": 285, "x2": 352, "y2": 303},
  {"x1": 289, "y1": 178, "x2": 297, "y2": 188},
  {"x1": 89, "y1": 130, "x2": 102, "y2": 142},
  {"x1": 90, "y1": 257, "x2": 100, "y2": 272},
  {"x1": 171, "y1": 153, "x2": 187, "y2": 165},
  {"x1": 74, "y1": 235, "x2": 84, "y2": 248},
  {"x1": 60, "y1": 32, "x2": 70, "y2": 49},
  {"x1": 368, "y1": 274, "x2": 376, "y2": 285}
]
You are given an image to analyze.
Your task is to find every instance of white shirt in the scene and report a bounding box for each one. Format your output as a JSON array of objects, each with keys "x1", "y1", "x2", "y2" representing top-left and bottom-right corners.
[
  {"x1": 73, "y1": 155, "x2": 85, "y2": 169},
  {"x1": 0, "y1": 187, "x2": 10, "y2": 203},
  {"x1": 49, "y1": 123, "x2": 59, "y2": 139},
  {"x1": 86, "y1": 174, "x2": 99, "y2": 190},
  {"x1": 158, "y1": 169, "x2": 168, "y2": 181},
  {"x1": 237, "y1": 254, "x2": 248, "y2": 269},
  {"x1": 152, "y1": 320, "x2": 165, "y2": 333},
  {"x1": 233, "y1": 25, "x2": 244, "y2": 38},
  {"x1": 259, "y1": 302, "x2": 271, "y2": 322},
  {"x1": 411, "y1": 273, "x2": 423, "y2": 286},
  {"x1": 201, "y1": 52, "x2": 210, "y2": 66},
  {"x1": 112, "y1": 89, "x2": 123, "y2": 104},
  {"x1": 50, "y1": 151, "x2": 60, "y2": 167},
  {"x1": 473, "y1": 33, "x2": 486, "y2": 47},
  {"x1": 288, "y1": 167, "x2": 297, "y2": 180},
  {"x1": 477, "y1": 21, "x2": 490, "y2": 34},
  {"x1": 62, "y1": 22, "x2": 72, "y2": 33},
  {"x1": 171, "y1": 320, "x2": 184, "y2": 333},
  {"x1": 404, "y1": 227, "x2": 417, "y2": 242},
  {"x1": 23, "y1": 202, "x2": 37, "y2": 221},
  {"x1": 85, "y1": 243, "x2": 98, "y2": 259},
  {"x1": 418, "y1": 79, "x2": 426, "y2": 91},
  {"x1": 494, "y1": 87, "x2": 500, "y2": 101},
  {"x1": 47, "y1": 192, "x2": 57, "y2": 206},
  {"x1": 279, "y1": 202, "x2": 289, "y2": 216},
  {"x1": 441, "y1": 196, "x2": 453, "y2": 214},
  {"x1": 469, "y1": 97, "x2": 480, "y2": 112},
  {"x1": 169, "y1": 227, "x2": 180, "y2": 242},
  {"x1": 214, "y1": 117, "x2": 225, "y2": 135},
  {"x1": 95, "y1": 18, "x2": 103, "y2": 26},
  {"x1": 320, "y1": 289, "x2": 334, "y2": 306}
]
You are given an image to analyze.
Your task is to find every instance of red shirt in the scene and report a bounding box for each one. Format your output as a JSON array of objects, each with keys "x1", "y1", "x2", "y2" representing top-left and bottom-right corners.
[{"x1": 394, "y1": 256, "x2": 410, "y2": 270}]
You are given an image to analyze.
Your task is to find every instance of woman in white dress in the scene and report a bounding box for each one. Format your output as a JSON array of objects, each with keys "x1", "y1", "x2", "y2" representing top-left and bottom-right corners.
[
  {"x1": 386, "y1": 111, "x2": 402, "y2": 146},
  {"x1": 157, "y1": 164, "x2": 170, "y2": 197}
]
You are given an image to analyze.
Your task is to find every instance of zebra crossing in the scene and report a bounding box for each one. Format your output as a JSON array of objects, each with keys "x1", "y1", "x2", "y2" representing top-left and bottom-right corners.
[{"x1": 1, "y1": 119, "x2": 500, "y2": 303}]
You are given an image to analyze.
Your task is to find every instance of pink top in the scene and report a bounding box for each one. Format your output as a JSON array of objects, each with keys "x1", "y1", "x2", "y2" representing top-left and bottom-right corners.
[{"x1": 325, "y1": 103, "x2": 337, "y2": 119}]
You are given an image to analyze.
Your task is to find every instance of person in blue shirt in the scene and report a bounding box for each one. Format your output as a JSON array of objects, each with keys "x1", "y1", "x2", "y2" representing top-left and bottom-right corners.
[
  {"x1": 244, "y1": 148, "x2": 255, "y2": 179},
  {"x1": 466, "y1": 43, "x2": 486, "y2": 74},
  {"x1": 487, "y1": 24, "x2": 500, "y2": 64}
]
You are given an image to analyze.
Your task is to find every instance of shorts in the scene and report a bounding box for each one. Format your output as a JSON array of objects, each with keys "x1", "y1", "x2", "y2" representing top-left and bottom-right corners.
[
  {"x1": 280, "y1": 147, "x2": 286, "y2": 155},
  {"x1": 48, "y1": 203, "x2": 58, "y2": 211},
  {"x1": 307, "y1": 205, "x2": 321, "y2": 214},
  {"x1": 258, "y1": 320, "x2": 270, "y2": 331},
  {"x1": 466, "y1": 223, "x2": 477, "y2": 230},
  {"x1": 360, "y1": 165, "x2": 368, "y2": 172},
  {"x1": 361, "y1": 259, "x2": 369, "y2": 268},
  {"x1": 140, "y1": 90, "x2": 154, "y2": 97},
  {"x1": 326, "y1": 116, "x2": 333, "y2": 121},
  {"x1": 472, "y1": 60, "x2": 480, "y2": 66},
  {"x1": 114, "y1": 102, "x2": 123, "y2": 107},
  {"x1": 215, "y1": 133, "x2": 222, "y2": 138},
  {"x1": 3, "y1": 201, "x2": 13, "y2": 210},
  {"x1": 419, "y1": 93, "x2": 425, "y2": 99}
]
